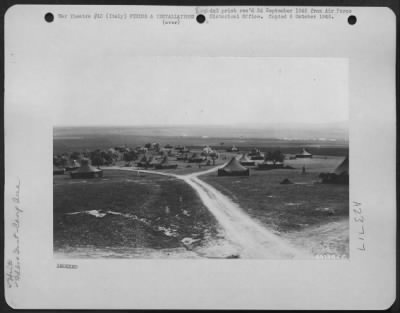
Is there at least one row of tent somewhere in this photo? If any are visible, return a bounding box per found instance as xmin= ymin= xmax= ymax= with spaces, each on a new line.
xmin=218 ymin=155 xmax=349 ymax=184
xmin=137 ymin=155 xmax=178 ymax=169
xmin=238 ymin=154 xmax=284 ymax=169
xmin=53 ymin=159 xmax=103 ymax=178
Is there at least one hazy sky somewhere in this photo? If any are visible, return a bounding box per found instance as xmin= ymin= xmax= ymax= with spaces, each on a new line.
xmin=53 ymin=56 xmax=348 ymax=126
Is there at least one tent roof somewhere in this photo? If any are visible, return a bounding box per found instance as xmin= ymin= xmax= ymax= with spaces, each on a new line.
xmin=333 ymin=156 xmax=349 ymax=175
xmin=297 ymin=148 xmax=312 ymax=156
xmin=221 ymin=157 xmax=249 ymax=172
xmin=239 ymin=154 xmax=252 ymax=162
xmin=68 ymin=160 xmax=80 ymax=167
xmin=72 ymin=159 xmax=101 ymax=173
xmin=72 ymin=164 xmax=102 ymax=173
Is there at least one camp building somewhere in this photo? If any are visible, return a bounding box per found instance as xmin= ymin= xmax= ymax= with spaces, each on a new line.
xmin=218 ymin=157 xmax=250 ymax=176
xmin=320 ymin=156 xmax=349 ymax=184
xmin=238 ymin=154 xmax=255 ymax=166
xmin=65 ymin=159 xmax=80 ymax=171
xmin=70 ymin=159 xmax=103 ymax=179
xmin=295 ymin=148 xmax=313 ymax=159
xmin=333 ymin=156 xmax=349 ymax=176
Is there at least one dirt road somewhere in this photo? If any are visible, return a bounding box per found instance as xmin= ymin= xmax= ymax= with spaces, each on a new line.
xmin=106 ymin=166 xmax=310 ymax=259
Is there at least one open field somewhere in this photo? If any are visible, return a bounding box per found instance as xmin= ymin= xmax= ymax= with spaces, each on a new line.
xmin=54 ymin=170 xmax=221 ymax=257
xmin=200 ymin=155 xmax=349 ymax=256
xmin=54 ymin=127 xmax=349 ymax=258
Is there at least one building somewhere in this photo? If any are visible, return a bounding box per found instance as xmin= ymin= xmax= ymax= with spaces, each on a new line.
xmin=295 ymin=148 xmax=313 ymax=159
xmin=70 ymin=159 xmax=103 ymax=179
xmin=218 ymin=157 xmax=250 ymax=176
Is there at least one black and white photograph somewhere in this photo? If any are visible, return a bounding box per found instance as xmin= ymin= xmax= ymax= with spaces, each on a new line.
xmin=4 ymin=5 xmax=396 ymax=310
xmin=53 ymin=58 xmax=350 ymax=259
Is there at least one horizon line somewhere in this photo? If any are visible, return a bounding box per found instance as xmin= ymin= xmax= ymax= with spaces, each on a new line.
xmin=54 ymin=121 xmax=349 ymax=128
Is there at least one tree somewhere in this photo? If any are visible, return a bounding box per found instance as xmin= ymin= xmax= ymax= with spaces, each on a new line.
xmin=101 ymin=151 xmax=114 ymax=165
xmin=123 ymin=150 xmax=137 ymax=162
xmin=272 ymin=150 xmax=284 ymax=163
xmin=70 ymin=151 xmax=81 ymax=160
xmin=60 ymin=155 xmax=69 ymax=167
xmin=264 ymin=150 xmax=284 ymax=164
xmin=89 ymin=150 xmax=104 ymax=166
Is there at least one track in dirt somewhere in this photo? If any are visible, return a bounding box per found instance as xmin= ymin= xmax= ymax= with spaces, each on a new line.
xmin=106 ymin=166 xmax=310 ymax=259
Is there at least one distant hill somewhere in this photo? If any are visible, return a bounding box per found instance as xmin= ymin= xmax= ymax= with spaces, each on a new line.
xmin=54 ymin=122 xmax=348 ymax=142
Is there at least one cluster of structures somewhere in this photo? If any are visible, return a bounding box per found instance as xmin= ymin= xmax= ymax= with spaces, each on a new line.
xmin=135 ymin=144 xmax=219 ymax=169
xmin=53 ymin=143 xmax=220 ymax=177
xmin=53 ymin=158 xmax=103 ymax=178
xmin=217 ymin=148 xmax=348 ymax=185
xmin=53 ymin=144 xmax=348 ymax=184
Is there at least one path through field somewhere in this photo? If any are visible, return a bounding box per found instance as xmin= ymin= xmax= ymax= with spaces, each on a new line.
xmin=106 ymin=166 xmax=310 ymax=259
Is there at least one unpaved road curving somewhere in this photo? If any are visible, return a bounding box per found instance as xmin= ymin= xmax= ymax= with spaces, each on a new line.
xmin=106 ymin=166 xmax=310 ymax=259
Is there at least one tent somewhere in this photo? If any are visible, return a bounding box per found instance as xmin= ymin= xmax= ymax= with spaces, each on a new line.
xmin=319 ymin=156 xmax=349 ymax=184
xmin=257 ymin=161 xmax=284 ymax=170
xmin=154 ymin=156 xmax=178 ymax=169
xmin=280 ymin=178 xmax=293 ymax=185
xmin=226 ymin=145 xmax=239 ymax=152
xmin=65 ymin=159 xmax=81 ymax=171
xmin=295 ymin=148 xmax=313 ymax=159
xmin=239 ymin=154 xmax=255 ymax=166
xmin=149 ymin=156 xmax=164 ymax=167
xmin=218 ymin=157 xmax=250 ymax=176
xmin=333 ymin=156 xmax=349 ymax=175
xmin=53 ymin=165 xmax=65 ymax=175
xmin=70 ymin=159 xmax=103 ymax=179
xmin=188 ymin=153 xmax=205 ymax=163
xmin=248 ymin=148 xmax=264 ymax=160
xmin=202 ymin=146 xmax=214 ymax=155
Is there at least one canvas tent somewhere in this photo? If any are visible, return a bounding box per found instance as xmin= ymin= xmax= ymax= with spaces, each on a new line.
xmin=226 ymin=145 xmax=239 ymax=152
xmin=188 ymin=153 xmax=205 ymax=163
xmin=154 ymin=156 xmax=178 ymax=169
xmin=248 ymin=148 xmax=264 ymax=160
xmin=202 ymin=146 xmax=214 ymax=155
xmin=319 ymin=156 xmax=349 ymax=184
xmin=257 ymin=161 xmax=284 ymax=170
xmin=70 ymin=159 xmax=103 ymax=179
xmin=239 ymin=154 xmax=255 ymax=166
xmin=333 ymin=156 xmax=349 ymax=176
xmin=295 ymin=148 xmax=313 ymax=159
xmin=149 ymin=156 xmax=164 ymax=167
xmin=65 ymin=159 xmax=80 ymax=171
xmin=218 ymin=157 xmax=250 ymax=176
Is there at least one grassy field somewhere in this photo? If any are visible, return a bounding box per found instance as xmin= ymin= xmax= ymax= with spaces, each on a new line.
xmin=200 ymin=155 xmax=349 ymax=256
xmin=54 ymin=170 xmax=220 ymax=255
xmin=53 ymin=126 xmax=349 ymax=258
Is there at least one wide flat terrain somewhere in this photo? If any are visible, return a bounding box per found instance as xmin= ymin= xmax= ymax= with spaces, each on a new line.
xmin=54 ymin=170 xmax=220 ymax=257
xmin=200 ymin=155 xmax=349 ymax=257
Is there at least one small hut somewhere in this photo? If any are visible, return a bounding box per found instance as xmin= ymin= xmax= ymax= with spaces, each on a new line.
xmin=239 ymin=154 xmax=255 ymax=166
xmin=65 ymin=159 xmax=80 ymax=171
xmin=257 ymin=161 xmax=284 ymax=170
xmin=218 ymin=157 xmax=250 ymax=176
xmin=226 ymin=145 xmax=239 ymax=152
xmin=154 ymin=156 xmax=178 ymax=169
xmin=295 ymin=148 xmax=313 ymax=159
xmin=320 ymin=156 xmax=349 ymax=184
xmin=70 ymin=159 xmax=103 ymax=179
xmin=248 ymin=148 xmax=264 ymax=160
